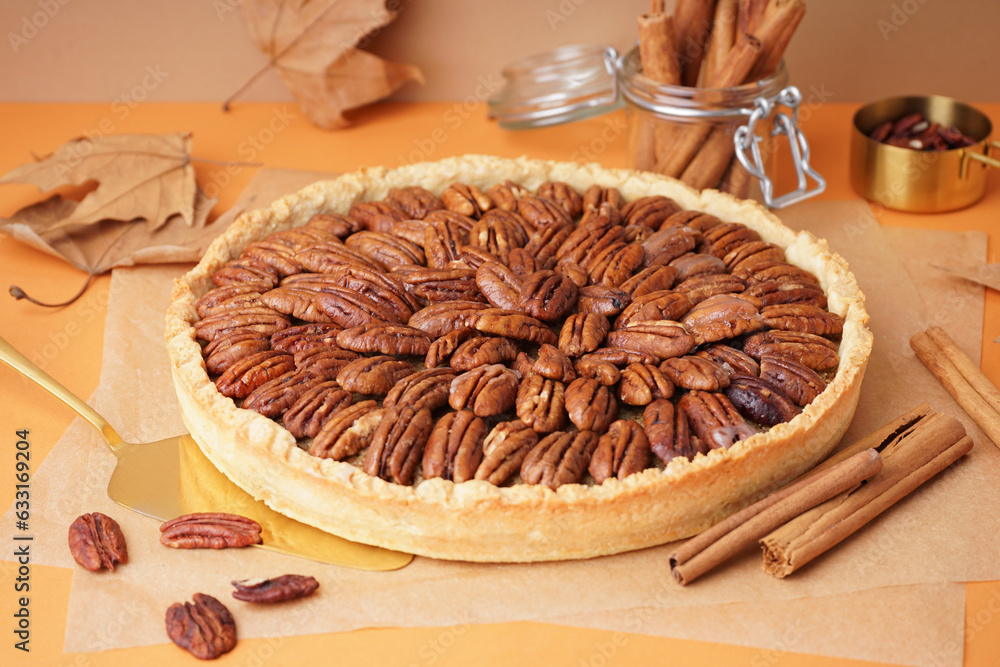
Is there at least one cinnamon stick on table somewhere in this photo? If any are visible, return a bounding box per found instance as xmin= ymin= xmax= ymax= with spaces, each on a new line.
xmin=669 ymin=448 xmax=883 ymax=585
xmin=761 ymin=411 xmax=972 ymax=578
xmin=911 ymin=326 xmax=1000 ymax=449
xmin=669 ymin=403 xmax=933 ymax=584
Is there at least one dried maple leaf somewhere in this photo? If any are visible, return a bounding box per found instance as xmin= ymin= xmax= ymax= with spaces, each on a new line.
xmin=230 ymin=0 xmax=423 ymax=129
xmin=0 ymin=133 xmax=197 ymax=231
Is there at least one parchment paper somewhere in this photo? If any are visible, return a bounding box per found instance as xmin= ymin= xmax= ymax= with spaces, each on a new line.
xmin=1 ymin=171 xmax=992 ymax=667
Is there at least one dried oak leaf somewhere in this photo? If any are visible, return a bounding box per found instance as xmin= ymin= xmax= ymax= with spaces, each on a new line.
xmin=0 ymin=133 xmax=199 ymax=231
xmin=234 ymin=0 xmax=424 ymax=129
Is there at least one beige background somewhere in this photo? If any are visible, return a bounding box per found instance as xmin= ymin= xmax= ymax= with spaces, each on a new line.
xmin=1 ymin=0 xmax=998 ymax=105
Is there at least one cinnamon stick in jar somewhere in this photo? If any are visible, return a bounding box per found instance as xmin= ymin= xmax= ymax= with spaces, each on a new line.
xmin=673 ymin=0 xmax=719 ymax=87
xmin=638 ymin=12 xmax=682 ymax=85
xmin=701 ymin=0 xmax=739 ymax=85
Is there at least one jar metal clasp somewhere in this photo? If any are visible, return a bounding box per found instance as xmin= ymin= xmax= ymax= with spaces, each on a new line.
xmin=734 ymin=86 xmax=826 ymax=208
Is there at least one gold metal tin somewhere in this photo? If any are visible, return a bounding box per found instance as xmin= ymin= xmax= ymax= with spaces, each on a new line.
xmin=850 ymin=95 xmax=1000 ymax=212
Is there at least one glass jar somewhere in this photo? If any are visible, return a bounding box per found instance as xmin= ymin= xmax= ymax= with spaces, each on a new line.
xmin=489 ymin=44 xmax=824 ymax=208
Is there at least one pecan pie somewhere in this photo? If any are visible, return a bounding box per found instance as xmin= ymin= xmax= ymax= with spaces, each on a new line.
xmin=166 ymin=155 xmax=871 ymax=562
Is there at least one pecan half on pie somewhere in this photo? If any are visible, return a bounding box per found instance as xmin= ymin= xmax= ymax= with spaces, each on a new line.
xmin=166 ymin=155 xmax=871 ymax=562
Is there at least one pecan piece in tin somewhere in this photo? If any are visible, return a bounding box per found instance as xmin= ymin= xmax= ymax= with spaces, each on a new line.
xmin=314 ymin=287 xmax=403 ymax=328
xmin=678 ymin=391 xmax=756 ymax=450
xmin=759 ymin=355 xmax=826 ymax=406
xmin=203 ymin=330 xmax=271 ymax=376
xmin=282 ymin=383 xmax=352 ymax=439
xmin=159 ymin=513 xmax=262 ymax=549
xmin=231 ymin=574 xmax=319 ymax=604
xmin=618 ymin=265 xmax=679 ymax=298
xmin=242 ymin=370 xmax=327 ymax=418
xmin=536 ymin=180 xmax=583 ymax=218
xmin=589 ymin=420 xmax=650 ymax=483
xmin=215 ymin=351 xmax=295 ymax=399
xmin=619 ymin=363 xmax=675 ymax=406
xmin=165 ymin=593 xmax=237 ymax=660
xmin=725 ymin=376 xmax=801 ymax=427
xmin=558 ymin=312 xmax=610 ymax=358
xmin=348 ymin=200 xmax=408 ymax=232
xmin=422 ymin=410 xmax=488 ymax=483
xmin=614 ymin=290 xmax=694 ymax=330
xmin=520 ymin=269 xmax=578 ymax=321
xmin=743 ymin=330 xmax=840 ymax=371
xmin=680 ymin=294 xmax=763 ymax=346
xmin=476 ymin=261 xmax=523 ymax=311
xmin=516 ymin=374 xmax=567 ymax=433
xmin=474 ymin=420 xmax=539 ymax=485
xmin=474 ymin=309 xmax=557 ymax=345
xmin=363 ymin=405 xmax=434 ymax=485
xmin=270 ymin=323 xmax=342 ymax=354
xmin=620 ymin=195 xmax=682 ymax=229
xmin=194 ymin=307 xmax=289 ymax=342
xmin=441 ymin=182 xmax=493 ymax=218
xmin=643 ymin=399 xmax=702 ymax=464
xmin=336 ymin=356 xmax=415 ymax=395
xmin=336 ymin=324 xmax=432 ymax=356
xmin=565 ymin=377 xmax=618 ymax=433
xmin=760 ymin=303 xmax=845 ymax=337
xmin=520 ymin=430 xmax=600 ymax=489
xmin=68 ymin=512 xmax=127 ymax=572
xmin=306 ymin=212 xmax=362 ymax=238
xmin=659 ymin=355 xmax=731 ymax=392
xmin=309 ymin=400 xmax=383 ymax=460
xmin=606 ymin=321 xmax=695 ymax=361
xmin=695 ymin=343 xmax=760 ymax=378
xmin=386 ymin=185 xmax=444 ymax=219
xmin=449 ymin=364 xmax=519 ymax=417
xmin=383 ymin=367 xmax=457 ymax=412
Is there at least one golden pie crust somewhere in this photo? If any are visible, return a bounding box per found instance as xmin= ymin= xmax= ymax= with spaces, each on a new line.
xmin=165 ymin=155 xmax=872 ymax=562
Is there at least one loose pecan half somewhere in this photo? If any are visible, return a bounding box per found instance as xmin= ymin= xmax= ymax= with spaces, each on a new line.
xmin=336 ymin=356 xmax=415 ymax=395
xmin=282 ymin=383 xmax=352 ymax=439
xmin=605 ymin=321 xmax=695 ymax=360
xmin=309 ymin=401 xmax=383 ymax=459
xmin=422 ymin=411 xmax=487 ymax=483
xmin=475 ymin=420 xmax=540 ymax=485
xmin=231 ymin=575 xmax=319 ymax=604
xmin=660 ymin=355 xmax=731 ymax=392
xmin=383 ymin=367 xmax=457 ymax=412
xmin=404 ymin=267 xmax=486 ymax=303
xmin=759 ymin=355 xmax=826 ymax=406
xmin=363 ymin=405 xmax=434 ymax=485
xmin=68 ymin=512 xmax=127 ymax=572
xmin=160 ymin=513 xmax=262 ymax=549
xmin=474 ymin=309 xmax=557 ymax=345
xmin=619 ymin=363 xmax=675 ymax=406
xmin=725 ymin=376 xmax=801 ymax=427
xmin=565 ymin=377 xmax=618 ymax=433
xmin=678 ymin=391 xmax=756 ymax=450
xmin=743 ymin=330 xmax=840 ymax=371
xmin=589 ymin=420 xmax=650 ymax=483
xmin=520 ymin=430 xmax=600 ymax=489
xmin=574 ymin=356 xmax=622 ymax=386
xmin=335 ymin=324 xmax=432 ymax=356
xmin=450 ymin=364 xmax=519 ymax=417
xmin=558 ymin=312 xmax=610 ymax=357
xmin=165 ymin=594 xmax=237 ymax=660
xmin=516 ymin=374 xmax=567 ymax=433
xmin=424 ymin=328 xmax=477 ymax=368
xmin=215 ymin=351 xmax=295 ymax=399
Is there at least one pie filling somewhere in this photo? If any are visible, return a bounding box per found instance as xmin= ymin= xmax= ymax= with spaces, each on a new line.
xmin=190 ymin=178 xmax=847 ymax=491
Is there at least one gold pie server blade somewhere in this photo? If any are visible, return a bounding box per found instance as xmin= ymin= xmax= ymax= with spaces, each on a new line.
xmin=0 ymin=335 xmax=412 ymax=571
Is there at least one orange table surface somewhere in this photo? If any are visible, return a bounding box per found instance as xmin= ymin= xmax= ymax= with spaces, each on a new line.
xmin=0 ymin=101 xmax=998 ymax=666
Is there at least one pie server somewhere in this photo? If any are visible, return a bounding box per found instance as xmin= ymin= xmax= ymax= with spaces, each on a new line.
xmin=0 ymin=334 xmax=412 ymax=571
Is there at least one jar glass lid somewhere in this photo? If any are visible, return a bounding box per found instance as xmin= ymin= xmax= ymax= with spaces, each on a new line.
xmin=487 ymin=44 xmax=621 ymax=130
